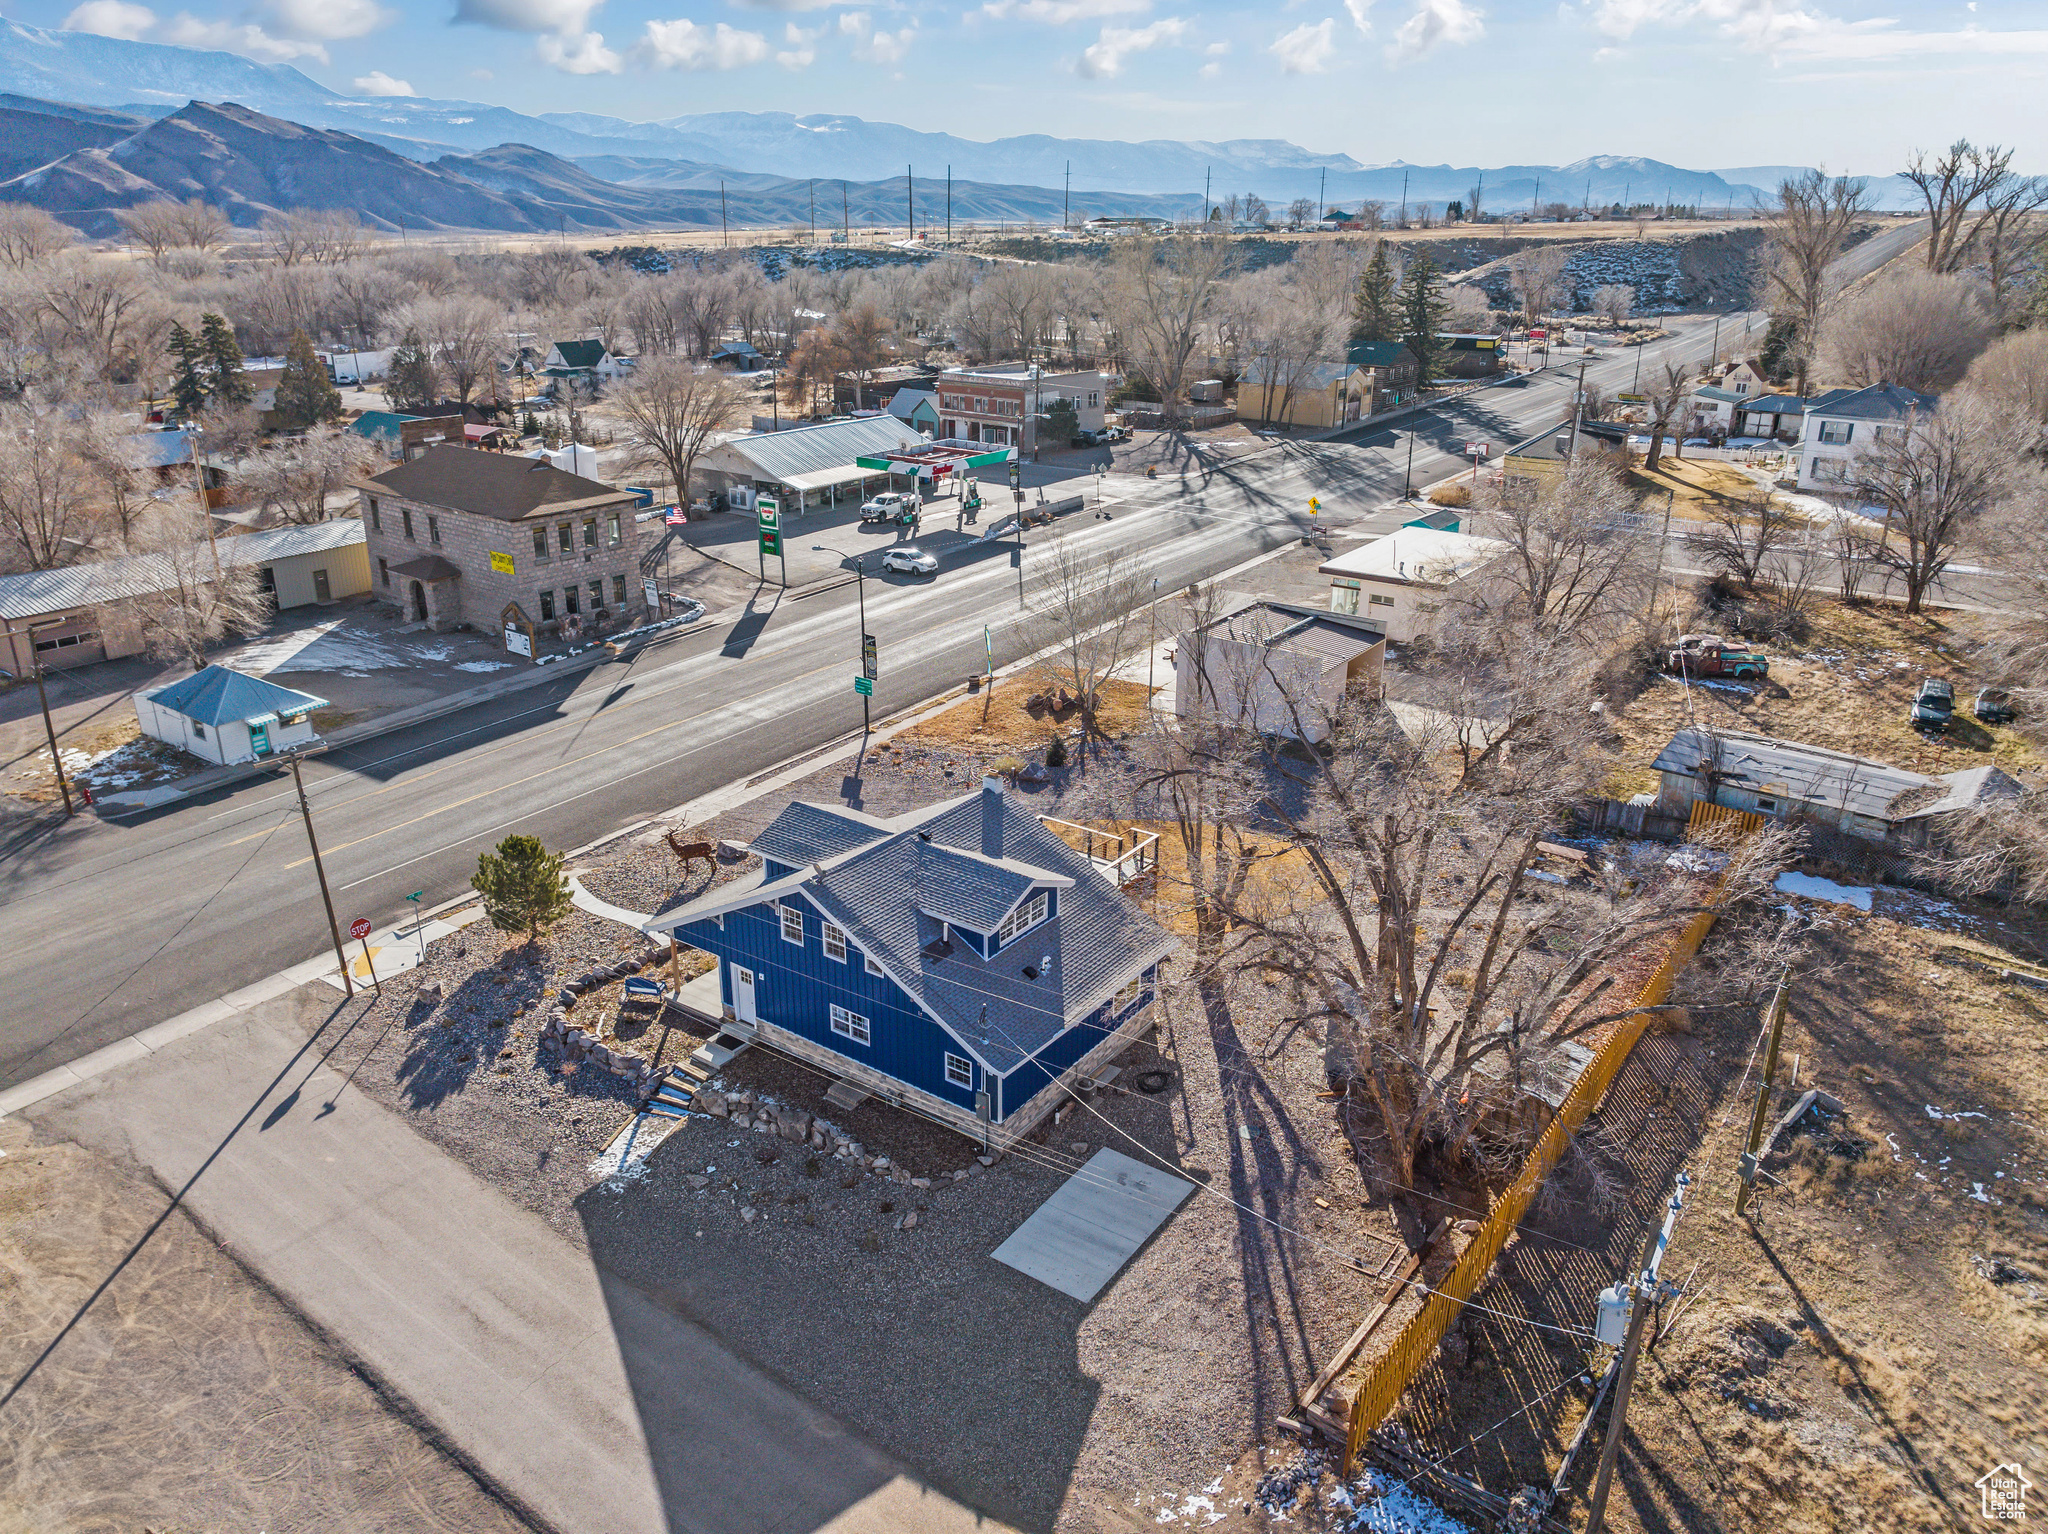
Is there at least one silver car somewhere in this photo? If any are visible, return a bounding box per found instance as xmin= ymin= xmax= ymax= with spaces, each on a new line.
xmin=881 ymin=547 xmax=939 ymax=576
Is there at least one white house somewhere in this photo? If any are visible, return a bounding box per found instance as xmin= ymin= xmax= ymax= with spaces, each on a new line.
xmin=1797 ymin=383 xmax=1936 ymax=492
xmin=542 ymin=339 xmax=630 ymax=390
xmin=1316 ymin=527 xmax=1510 ymax=643
xmin=1174 ymin=600 xmax=1385 ymax=744
xmin=135 ymin=665 xmax=327 ymax=767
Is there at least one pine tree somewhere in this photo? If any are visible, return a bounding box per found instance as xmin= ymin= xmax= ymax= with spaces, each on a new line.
xmin=386 ymin=328 xmax=438 ymax=414
xmin=1400 ymin=252 xmax=1451 ymax=385
xmin=274 ymin=329 xmax=341 ymax=430
xmin=471 ymin=834 xmax=573 ymax=952
xmin=167 ymin=321 xmax=208 ymax=421
xmin=198 ymin=312 xmax=251 ymax=407
xmin=522 ymin=410 xmax=542 ymax=437
xmin=1349 ymin=242 xmax=1400 ymax=347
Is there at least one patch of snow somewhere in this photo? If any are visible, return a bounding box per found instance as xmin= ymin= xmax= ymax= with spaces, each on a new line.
xmin=454 ymin=660 xmax=514 ymax=672
xmin=1666 ymin=846 xmax=1730 ymax=874
xmin=1775 ymin=871 xmax=1873 ymax=910
xmin=1924 ymin=1105 xmax=1990 ymax=1122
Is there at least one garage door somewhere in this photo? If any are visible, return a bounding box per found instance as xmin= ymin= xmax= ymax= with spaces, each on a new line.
xmin=33 ymin=624 xmax=104 ymax=670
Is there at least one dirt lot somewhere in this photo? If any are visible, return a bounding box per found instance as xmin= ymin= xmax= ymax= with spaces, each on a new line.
xmin=0 ymin=1118 xmax=530 ymax=1534
xmin=1630 ymin=455 xmax=1773 ymax=524
xmin=1603 ymin=599 xmax=2045 ymax=799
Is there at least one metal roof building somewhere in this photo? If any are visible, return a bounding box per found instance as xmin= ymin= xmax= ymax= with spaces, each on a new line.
xmin=694 ymin=415 xmax=928 ymax=509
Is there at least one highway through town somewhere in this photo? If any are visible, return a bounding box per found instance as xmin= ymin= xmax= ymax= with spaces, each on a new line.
xmin=0 ymin=221 xmax=1946 ymax=1086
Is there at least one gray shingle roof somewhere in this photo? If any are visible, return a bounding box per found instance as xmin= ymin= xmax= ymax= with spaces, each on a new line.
xmin=1651 ymin=727 xmax=2017 ymax=822
xmin=0 ymin=519 xmax=366 ymax=620
xmin=748 ymin=801 xmax=896 ymax=868
xmin=710 ymin=415 xmax=925 ymax=485
xmin=647 ymin=787 xmax=1176 ymax=1075
xmin=1806 ymin=383 xmax=1936 ymax=422
xmin=367 ymin=446 xmax=633 ymax=523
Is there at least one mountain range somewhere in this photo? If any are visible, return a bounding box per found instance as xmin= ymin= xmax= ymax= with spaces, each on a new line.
xmin=0 ymin=19 xmax=1928 ymax=215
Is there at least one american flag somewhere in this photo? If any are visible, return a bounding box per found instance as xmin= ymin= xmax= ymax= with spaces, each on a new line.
xmin=664 ymin=505 xmax=687 ymax=526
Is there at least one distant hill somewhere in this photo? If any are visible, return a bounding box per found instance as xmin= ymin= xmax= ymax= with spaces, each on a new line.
xmin=0 ymin=96 xmax=146 ymax=184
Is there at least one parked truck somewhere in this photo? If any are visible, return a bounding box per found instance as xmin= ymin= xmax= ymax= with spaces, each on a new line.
xmin=1666 ymin=634 xmax=1769 ymax=681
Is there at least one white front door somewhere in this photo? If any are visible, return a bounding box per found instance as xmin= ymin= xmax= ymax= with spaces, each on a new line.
xmin=731 ymin=964 xmax=759 ymax=1024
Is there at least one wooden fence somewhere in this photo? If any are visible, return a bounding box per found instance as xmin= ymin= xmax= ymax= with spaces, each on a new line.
xmin=1341 ymin=891 xmax=1726 ymax=1471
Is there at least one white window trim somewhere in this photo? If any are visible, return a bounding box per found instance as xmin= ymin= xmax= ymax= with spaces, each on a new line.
xmin=830 ymin=1004 xmax=871 ymax=1046
xmin=779 ymin=903 xmax=803 ymax=945
xmin=944 ymin=1052 xmax=973 ymax=1088
xmin=822 ymin=922 xmax=848 ymax=963
xmin=995 ymin=889 xmax=1050 ymax=951
xmin=864 ymin=952 xmax=884 ymax=977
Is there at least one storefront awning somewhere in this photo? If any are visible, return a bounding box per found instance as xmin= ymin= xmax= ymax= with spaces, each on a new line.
xmin=783 ymin=462 xmax=889 ymax=495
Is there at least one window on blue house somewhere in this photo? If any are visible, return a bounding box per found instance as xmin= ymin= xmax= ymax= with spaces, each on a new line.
xmin=996 ymin=890 xmax=1050 ymax=950
xmin=779 ymin=904 xmax=803 ymax=944
xmin=822 ymin=922 xmax=847 ymax=962
xmin=864 ymin=952 xmax=884 ymax=977
xmin=830 ymin=1004 xmax=871 ymax=1045
xmin=944 ymin=1052 xmax=972 ymax=1088
xmin=1112 ymin=975 xmax=1145 ymax=1012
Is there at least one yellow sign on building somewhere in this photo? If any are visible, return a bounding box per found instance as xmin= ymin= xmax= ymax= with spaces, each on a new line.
xmin=489 ymin=550 xmax=515 ymax=574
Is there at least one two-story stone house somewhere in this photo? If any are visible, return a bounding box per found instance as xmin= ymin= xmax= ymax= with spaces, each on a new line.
xmin=360 ymin=446 xmax=643 ymax=637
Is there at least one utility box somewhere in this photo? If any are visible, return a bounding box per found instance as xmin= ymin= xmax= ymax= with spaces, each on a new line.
xmin=1595 ymin=1283 xmax=1632 ymax=1347
xmin=1188 ymin=379 xmax=1224 ymax=403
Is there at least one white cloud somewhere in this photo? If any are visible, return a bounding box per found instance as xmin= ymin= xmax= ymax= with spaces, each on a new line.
xmin=160 ymin=12 xmax=329 ymax=60
xmin=1384 ymin=0 xmax=1482 ymax=59
xmin=1590 ymin=0 xmax=2048 ymax=58
xmin=1076 ymin=14 xmax=1185 ymax=74
xmin=776 ymin=22 xmax=820 ymax=65
xmin=983 ymin=0 xmax=1149 ymax=23
xmin=263 ymin=0 xmax=390 ymax=40
xmin=730 ymin=0 xmax=848 ymax=11
xmin=62 ymin=0 xmax=156 ymax=40
xmin=453 ymin=0 xmax=600 ymax=31
xmin=637 ymin=16 xmax=772 ymax=68
xmin=1268 ymin=16 xmax=1336 ymax=69
xmin=1198 ymin=58 xmax=1222 ymax=74
xmin=537 ymin=28 xmax=622 ymax=69
xmin=838 ymin=11 xmax=917 ymax=61
xmin=469 ymin=66 xmax=495 ymax=77
xmin=352 ymin=69 xmax=416 ymax=93
xmin=1343 ymin=0 xmax=1372 ymax=31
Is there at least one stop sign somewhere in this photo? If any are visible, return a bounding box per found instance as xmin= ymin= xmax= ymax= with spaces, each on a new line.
xmin=349 ymin=917 xmax=373 ymax=940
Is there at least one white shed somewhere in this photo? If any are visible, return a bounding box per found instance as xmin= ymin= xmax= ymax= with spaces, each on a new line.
xmin=135 ymin=665 xmax=328 ymax=767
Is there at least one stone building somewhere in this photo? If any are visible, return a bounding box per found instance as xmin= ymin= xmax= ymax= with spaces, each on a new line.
xmin=360 ymin=446 xmax=643 ymax=637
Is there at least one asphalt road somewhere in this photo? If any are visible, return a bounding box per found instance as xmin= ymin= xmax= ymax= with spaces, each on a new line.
xmin=0 ymin=230 xmax=1941 ymax=1085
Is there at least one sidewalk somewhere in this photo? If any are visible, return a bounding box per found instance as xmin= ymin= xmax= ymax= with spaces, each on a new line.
xmin=20 ymin=987 xmax=1015 ymax=1534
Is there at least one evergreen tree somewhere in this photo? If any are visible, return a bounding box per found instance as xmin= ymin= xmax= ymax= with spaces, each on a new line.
xmin=167 ymin=321 xmax=207 ymax=421
xmin=1758 ymin=314 xmax=1799 ymax=386
xmin=198 ymin=312 xmax=251 ymax=407
xmin=471 ymin=834 xmax=573 ymax=952
xmin=1400 ymin=252 xmax=1451 ymax=385
xmin=274 ymin=329 xmax=341 ymax=430
xmin=386 ymin=328 xmax=438 ymax=414
xmin=1349 ymin=241 xmax=1400 ymax=347
xmin=522 ymin=410 xmax=542 ymax=437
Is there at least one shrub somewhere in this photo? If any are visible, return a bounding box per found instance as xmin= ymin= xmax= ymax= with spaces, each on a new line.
xmin=472 ymin=834 xmax=573 ymax=950
xmin=1428 ymin=482 xmax=1472 ymax=507
xmin=1045 ymin=734 xmax=1068 ymax=769
xmin=986 ymin=753 xmax=1027 ymax=782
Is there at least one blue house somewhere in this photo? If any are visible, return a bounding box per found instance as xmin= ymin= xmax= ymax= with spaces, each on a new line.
xmin=642 ymin=780 xmax=1176 ymax=1146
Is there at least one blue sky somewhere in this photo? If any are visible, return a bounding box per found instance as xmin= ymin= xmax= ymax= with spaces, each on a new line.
xmin=41 ymin=0 xmax=2048 ymax=168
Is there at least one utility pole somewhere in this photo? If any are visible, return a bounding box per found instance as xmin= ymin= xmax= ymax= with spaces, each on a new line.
xmin=842 ymin=181 xmax=850 ymax=242
xmin=1203 ymin=166 xmax=1211 ymax=223
xmin=1568 ymin=356 xmax=1590 ymax=459
xmin=810 ymin=544 xmax=872 ymax=735
xmin=1531 ymin=176 xmax=1541 ymax=219
xmin=720 ymin=181 xmax=728 ymax=248
xmin=946 ymin=165 xmax=952 ymax=242
xmin=1402 ymin=427 xmax=1417 ymax=498
xmin=1585 ymin=1170 xmax=1692 ymax=1534
xmin=188 ymin=427 xmax=220 ymax=574
xmin=1645 ymin=488 xmax=1674 ymax=622
xmin=1399 ymin=169 xmax=1409 ymax=227
xmin=1318 ymin=165 xmax=1326 ymax=221
xmin=810 ymin=179 xmax=816 ymax=243
xmin=1736 ymin=969 xmax=1792 ymax=1215
xmin=1064 ymin=160 xmax=1070 ymax=230
xmin=288 ymin=751 xmax=352 ymax=999
xmin=906 ymin=164 xmax=913 ymax=241
xmin=26 ymin=621 xmax=73 ymax=817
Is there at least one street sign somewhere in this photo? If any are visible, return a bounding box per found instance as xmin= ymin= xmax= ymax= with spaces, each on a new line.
xmin=349 ymin=917 xmax=372 ymax=940
xmin=853 ymin=676 xmax=873 ymax=697
xmin=758 ymin=498 xmax=781 ymax=557
xmin=1308 ymin=496 xmax=1322 ymax=515
xmin=861 ymin=632 xmax=878 ymax=681
xmin=1464 ymin=441 xmax=1491 ymax=457
xmin=643 ymin=578 xmax=659 ymax=611
xmin=1007 ymin=459 xmax=1021 ymax=488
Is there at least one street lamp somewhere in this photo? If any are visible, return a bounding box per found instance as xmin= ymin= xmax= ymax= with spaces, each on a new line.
xmin=811 ymin=544 xmax=872 ymax=735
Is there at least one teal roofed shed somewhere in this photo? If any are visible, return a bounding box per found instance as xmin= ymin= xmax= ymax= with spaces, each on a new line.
xmin=137 ymin=665 xmax=328 ymax=767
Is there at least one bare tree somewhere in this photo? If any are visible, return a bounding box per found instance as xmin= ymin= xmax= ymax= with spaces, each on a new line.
xmin=1901 ymin=140 xmax=2018 ymax=274
xmin=1852 ymin=393 xmax=2012 ymax=613
xmin=77 ymin=417 xmax=156 ymax=547
xmin=1968 ymin=178 xmax=2048 ymax=311
xmin=1685 ymin=487 xmax=1803 ymax=591
xmin=832 ymin=302 xmax=895 ymax=408
xmin=611 ymin=356 xmax=747 ymax=504
xmin=0 ymin=408 xmax=99 ymax=569
xmin=1757 ymin=169 xmax=1871 ymax=395
xmin=390 ymin=295 xmax=505 ymax=408
xmin=1108 ymin=234 xmax=1238 ymax=424
xmin=1507 ymin=245 xmax=1569 ymax=327
xmin=1287 ymin=197 xmax=1317 ymax=229
xmin=238 ymin=426 xmax=382 ymax=525
xmin=33 ymin=256 xmax=165 ymax=389
xmin=1643 ymin=358 xmax=1690 ymax=471
xmin=172 ymin=198 xmax=233 ymax=255
xmin=1963 ymin=327 xmax=2048 ymax=430
xmin=1464 ymin=450 xmax=1655 ymax=650
xmin=1964 ymin=466 xmax=2048 ymax=737
xmin=114 ymin=200 xmax=189 ymax=265
xmin=1025 ymin=530 xmax=1154 ymax=738
xmin=262 ymin=208 xmax=376 ymax=267
xmin=1591 ymin=283 xmax=1635 ymax=326
xmin=0 ymin=207 xmax=73 ymax=268
xmin=130 ymin=504 xmax=271 ymax=670
xmin=780 ymin=325 xmax=844 ymax=417
xmin=1815 ymin=266 xmax=1997 ymax=393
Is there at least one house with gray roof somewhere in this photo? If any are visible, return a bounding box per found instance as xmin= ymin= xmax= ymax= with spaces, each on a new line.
xmin=692 ymin=414 xmax=928 ymax=513
xmin=1651 ymin=726 xmax=2020 ymax=844
xmin=1797 ymin=382 xmax=1937 ymax=492
xmin=643 ymin=780 xmax=1177 ymax=1146
xmin=1174 ymin=599 xmax=1385 ymax=744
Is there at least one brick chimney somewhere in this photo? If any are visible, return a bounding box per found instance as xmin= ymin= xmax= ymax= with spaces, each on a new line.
xmin=981 ymin=776 xmax=1004 ymax=859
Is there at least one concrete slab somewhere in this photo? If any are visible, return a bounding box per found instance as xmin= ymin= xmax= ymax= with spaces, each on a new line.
xmin=990 ymin=1146 xmax=1196 ymax=1303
